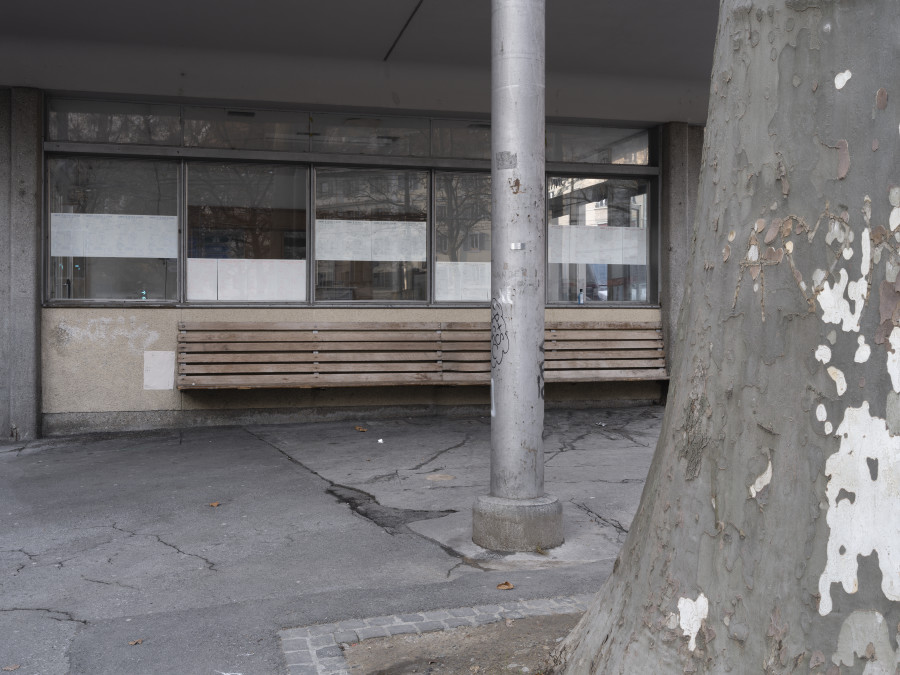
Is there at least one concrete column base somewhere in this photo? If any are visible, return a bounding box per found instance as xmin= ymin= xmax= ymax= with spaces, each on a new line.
xmin=472 ymin=495 xmax=564 ymax=552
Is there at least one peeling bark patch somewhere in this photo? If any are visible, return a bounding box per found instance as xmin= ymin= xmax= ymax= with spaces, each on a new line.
xmin=836 ymin=140 xmax=850 ymax=180
xmin=749 ymin=456 xmax=773 ymax=498
xmin=855 ymin=336 xmax=872 ymax=363
xmin=815 ymin=345 xmax=832 ymax=364
xmin=835 ymin=70 xmax=852 ymax=90
xmin=677 ymin=593 xmax=708 ymax=652
xmin=817 ymin=268 xmax=865 ymax=332
xmin=827 ymin=366 xmax=848 ymax=395
xmin=833 ymin=611 xmax=898 ymax=670
xmin=886 ymin=328 xmax=900 ymax=392
xmin=876 ymin=88 xmax=888 ymax=110
xmin=819 ymin=403 xmax=900 ymax=615
xmin=679 ymin=392 xmax=711 ymax=480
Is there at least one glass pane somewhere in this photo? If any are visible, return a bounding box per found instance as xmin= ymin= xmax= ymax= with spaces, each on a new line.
xmin=47 ymin=99 xmax=181 ymax=145
xmin=310 ymin=114 xmax=429 ymax=157
xmin=187 ymin=163 xmax=308 ymax=302
xmin=184 ymin=107 xmax=310 ymax=151
xmin=547 ymin=177 xmax=650 ymax=303
xmin=48 ymin=158 xmax=178 ymax=301
xmin=432 ymin=119 xmax=491 ymax=160
xmin=546 ymin=125 xmax=649 ymax=165
xmin=434 ymin=172 xmax=492 ymax=302
xmin=315 ymin=168 xmax=427 ymax=301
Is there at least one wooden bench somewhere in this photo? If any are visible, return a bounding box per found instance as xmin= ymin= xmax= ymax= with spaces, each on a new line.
xmin=176 ymin=321 xmax=667 ymax=389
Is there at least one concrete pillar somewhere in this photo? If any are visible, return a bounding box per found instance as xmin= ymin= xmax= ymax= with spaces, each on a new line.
xmin=0 ymin=88 xmax=43 ymax=441
xmin=659 ymin=122 xmax=704 ymax=371
xmin=472 ymin=0 xmax=563 ymax=552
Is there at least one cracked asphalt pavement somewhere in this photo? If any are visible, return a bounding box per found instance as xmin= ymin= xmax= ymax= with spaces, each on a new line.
xmin=0 ymin=407 xmax=661 ymax=674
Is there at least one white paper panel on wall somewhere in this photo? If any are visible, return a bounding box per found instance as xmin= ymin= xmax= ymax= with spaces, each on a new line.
xmin=51 ymin=213 xmax=178 ymax=258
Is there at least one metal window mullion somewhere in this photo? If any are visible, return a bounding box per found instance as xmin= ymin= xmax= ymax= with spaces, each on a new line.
xmin=309 ymin=166 xmax=317 ymax=305
xmin=178 ymin=160 xmax=186 ymax=303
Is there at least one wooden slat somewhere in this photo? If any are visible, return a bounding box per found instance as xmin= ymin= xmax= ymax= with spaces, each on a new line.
xmin=545 ymin=320 xmax=661 ymax=330
xmin=545 ymin=340 xmax=663 ymax=350
xmin=178 ymin=372 xmax=443 ymax=388
xmin=544 ymin=358 xmax=667 ymax=370
xmin=178 ymin=340 xmax=441 ymax=352
xmin=440 ymin=362 xmax=492 ymax=372
xmin=546 ymin=368 xmax=669 ymax=382
xmin=544 ymin=349 xmax=663 ymax=360
xmin=179 ymin=351 xmax=442 ymax=363
xmin=179 ymin=321 xmax=442 ymax=331
xmin=180 ymin=362 xmax=441 ymax=375
xmin=543 ymin=329 xmax=662 ymax=340
xmin=178 ymin=330 xmax=440 ymax=343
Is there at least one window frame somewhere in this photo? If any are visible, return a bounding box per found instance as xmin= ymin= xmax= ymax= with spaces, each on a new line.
xmin=43 ymin=99 xmax=661 ymax=309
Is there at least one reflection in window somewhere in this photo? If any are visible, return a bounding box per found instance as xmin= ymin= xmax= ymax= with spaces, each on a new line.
xmin=48 ymin=158 xmax=178 ymax=301
xmin=547 ymin=177 xmax=649 ymax=303
xmin=434 ymin=173 xmax=492 ymax=302
xmin=315 ymin=168 xmax=428 ymax=301
xmin=47 ymin=99 xmax=182 ymax=145
xmin=432 ymin=120 xmax=491 ymax=160
xmin=184 ymin=107 xmax=310 ymax=152
xmin=546 ymin=125 xmax=649 ymax=165
xmin=187 ymin=163 xmax=307 ymax=302
xmin=311 ymin=114 xmax=429 ymax=157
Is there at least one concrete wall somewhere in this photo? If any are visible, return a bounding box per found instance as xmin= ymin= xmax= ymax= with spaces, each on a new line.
xmin=660 ymin=122 xmax=705 ymax=370
xmin=41 ymin=306 xmax=665 ymax=435
xmin=0 ymin=88 xmax=42 ymax=442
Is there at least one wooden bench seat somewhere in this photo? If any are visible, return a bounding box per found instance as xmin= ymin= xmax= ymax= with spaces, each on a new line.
xmin=176 ymin=320 xmax=667 ymax=389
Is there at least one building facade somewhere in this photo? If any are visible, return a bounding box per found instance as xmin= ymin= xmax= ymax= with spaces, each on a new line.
xmin=0 ymin=1 xmax=713 ymax=439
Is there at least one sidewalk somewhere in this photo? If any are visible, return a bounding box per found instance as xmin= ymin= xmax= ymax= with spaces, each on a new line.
xmin=0 ymin=406 xmax=661 ymax=674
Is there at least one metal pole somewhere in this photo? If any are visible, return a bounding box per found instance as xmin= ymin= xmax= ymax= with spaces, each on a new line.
xmin=472 ymin=0 xmax=563 ymax=551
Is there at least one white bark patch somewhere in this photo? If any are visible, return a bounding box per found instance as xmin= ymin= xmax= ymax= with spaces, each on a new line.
xmin=833 ymin=611 xmax=899 ymax=672
xmin=817 ymin=404 xmax=828 ymax=422
xmin=824 ymin=421 xmax=834 ymax=435
xmin=860 ymin=227 xmax=872 ymax=275
xmin=819 ymin=403 xmax=900 ymax=615
xmin=834 ymin=70 xmax=852 ymax=89
xmin=748 ymin=244 xmax=760 ymax=262
xmin=887 ymin=327 xmax=900 ymax=393
xmin=817 ymin=268 xmax=864 ymax=332
xmin=855 ymin=336 xmax=872 ymax=363
xmin=749 ymin=457 xmax=773 ymax=498
xmin=815 ymin=345 xmax=832 ymax=364
xmin=827 ymin=366 xmax=848 ymax=396
xmin=890 ymin=208 xmax=900 ymax=232
xmin=677 ymin=593 xmax=708 ymax=651
xmin=890 ymin=187 xmax=900 ymax=208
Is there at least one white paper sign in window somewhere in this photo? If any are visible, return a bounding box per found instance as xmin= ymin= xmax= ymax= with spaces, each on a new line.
xmin=548 ymin=225 xmax=646 ymax=266
xmin=316 ymin=219 xmax=426 ymax=261
xmin=187 ymin=258 xmax=307 ymax=302
xmin=435 ymin=261 xmax=491 ymax=301
xmin=51 ymin=213 xmax=178 ymax=258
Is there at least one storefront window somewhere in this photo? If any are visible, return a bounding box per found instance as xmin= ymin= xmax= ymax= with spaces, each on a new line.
xmin=187 ymin=163 xmax=308 ymax=302
xmin=546 ymin=125 xmax=649 ymax=165
xmin=48 ymin=158 xmax=178 ymax=301
xmin=47 ymin=99 xmax=182 ymax=146
xmin=434 ymin=172 xmax=491 ymax=302
xmin=184 ymin=107 xmax=310 ymax=152
xmin=314 ymin=168 xmax=428 ymax=301
xmin=547 ymin=177 xmax=650 ymax=303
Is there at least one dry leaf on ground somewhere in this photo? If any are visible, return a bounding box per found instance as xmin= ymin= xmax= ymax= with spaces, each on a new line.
xmin=355 ymin=426 xmax=368 ymax=432
xmin=128 ymin=639 xmax=143 ymax=646
xmin=496 ymin=581 xmax=515 ymax=590
xmin=3 ymin=666 xmax=21 ymax=672
xmin=209 ymin=502 xmax=221 ymax=507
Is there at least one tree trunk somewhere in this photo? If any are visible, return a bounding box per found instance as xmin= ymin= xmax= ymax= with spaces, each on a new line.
xmin=554 ymin=1 xmax=900 ymax=672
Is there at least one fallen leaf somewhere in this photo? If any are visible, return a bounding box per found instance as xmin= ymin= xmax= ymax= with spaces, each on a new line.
xmin=535 ymin=546 xmax=548 ymax=556
xmin=128 ymin=639 xmax=143 ymax=646
xmin=425 ymin=474 xmax=456 ymax=481
xmin=497 ymin=581 xmax=515 ymax=590
xmin=355 ymin=426 xmax=367 ymax=432
xmin=505 ymin=618 xmax=514 ymax=627
xmin=209 ymin=502 xmax=221 ymax=508
xmin=3 ymin=666 xmax=21 ymax=672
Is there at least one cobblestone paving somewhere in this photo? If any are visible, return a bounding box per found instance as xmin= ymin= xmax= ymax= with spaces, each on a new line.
xmin=279 ymin=594 xmax=592 ymax=675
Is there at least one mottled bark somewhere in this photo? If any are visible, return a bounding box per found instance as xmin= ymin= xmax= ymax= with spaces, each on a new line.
xmin=555 ymin=1 xmax=900 ymax=673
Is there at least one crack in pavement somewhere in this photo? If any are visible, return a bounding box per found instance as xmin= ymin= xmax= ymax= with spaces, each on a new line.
xmin=571 ymin=501 xmax=629 ymax=536
xmin=243 ymin=428 xmax=487 ymax=573
xmin=409 ymin=434 xmax=471 ymax=471
xmin=108 ymin=522 xmax=218 ymax=572
xmin=0 ymin=607 xmax=88 ymax=625
xmin=82 ymin=576 xmax=139 ymax=590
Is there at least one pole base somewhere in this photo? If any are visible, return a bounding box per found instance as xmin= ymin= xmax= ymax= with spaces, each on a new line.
xmin=472 ymin=495 xmax=564 ymax=552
